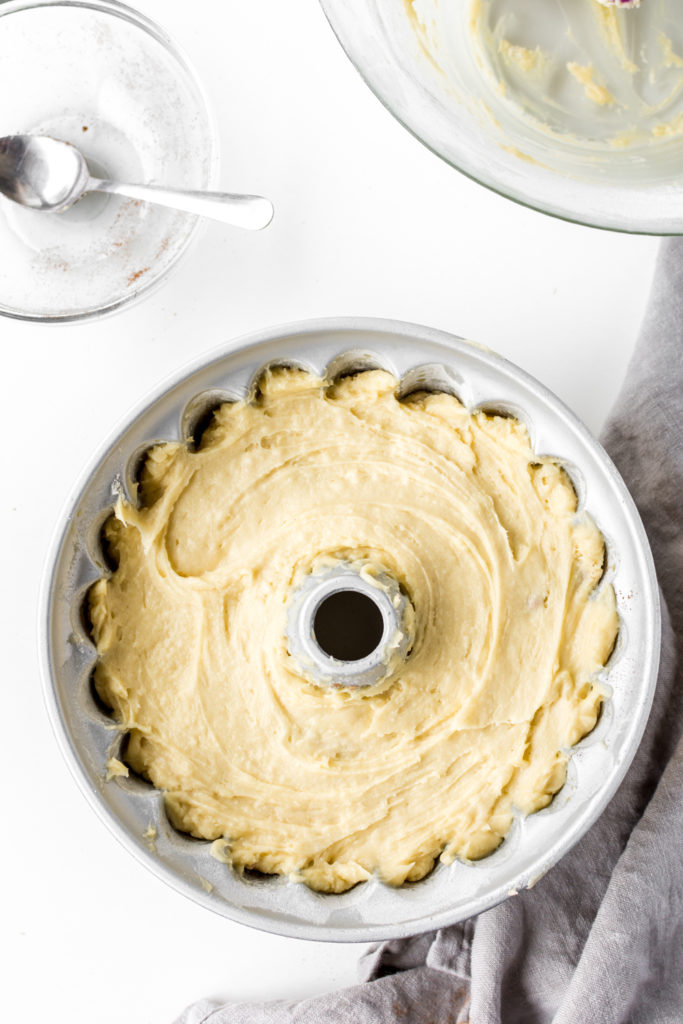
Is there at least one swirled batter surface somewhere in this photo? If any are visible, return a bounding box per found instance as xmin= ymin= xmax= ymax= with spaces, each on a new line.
xmin=89 ymin=368 xmax=618 ymax=893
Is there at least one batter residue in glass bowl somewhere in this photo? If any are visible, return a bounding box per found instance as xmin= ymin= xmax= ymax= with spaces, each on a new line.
xmin=88 ymin=367 xmax=618 ymax=893
xmin=407 ymin=0 xmax=683 ymax=149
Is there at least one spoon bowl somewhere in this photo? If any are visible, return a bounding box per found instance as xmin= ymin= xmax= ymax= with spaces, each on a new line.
xmin=0 ymin=134 xmax=88 ymax=211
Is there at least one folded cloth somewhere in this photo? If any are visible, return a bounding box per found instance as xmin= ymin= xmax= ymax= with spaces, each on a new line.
xmin=175 ymin=239 xmax=683 ymax=1024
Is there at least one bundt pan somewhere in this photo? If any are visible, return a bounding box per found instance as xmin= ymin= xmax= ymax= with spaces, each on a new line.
xmin=40 ymin=318 xmax=660 ymax=941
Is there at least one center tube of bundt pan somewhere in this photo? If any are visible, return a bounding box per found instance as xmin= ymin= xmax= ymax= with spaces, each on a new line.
xmin=286 ymin=564 xmax=414 ymax=689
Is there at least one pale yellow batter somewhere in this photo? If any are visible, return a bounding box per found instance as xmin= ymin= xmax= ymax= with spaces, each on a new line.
xmin=89 ymin=368 xmax=618 ymax=893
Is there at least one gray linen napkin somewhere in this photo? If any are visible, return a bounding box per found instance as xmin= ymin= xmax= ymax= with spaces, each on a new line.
xmin=175 ymin=238 xmax=683 ymax=1024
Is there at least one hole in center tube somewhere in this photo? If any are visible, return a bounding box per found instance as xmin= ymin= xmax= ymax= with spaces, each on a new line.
xmin=313 ymin=590 xmax=384 ymax=662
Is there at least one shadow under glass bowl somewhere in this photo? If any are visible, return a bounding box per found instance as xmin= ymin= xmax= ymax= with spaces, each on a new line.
xmin=40 ymin=317 xmax=660 ymax=941
xmin=320 ymin=0 xmax=683 ymax=234
xmin=0 ymin=0 xmax=218 ymax=322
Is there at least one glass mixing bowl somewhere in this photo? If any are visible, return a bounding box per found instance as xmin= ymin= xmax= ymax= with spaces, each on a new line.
xmin=0 ymin=0 xmax=218 ymax=321
xmin=320 ymin=0 xmax=683 ymax=233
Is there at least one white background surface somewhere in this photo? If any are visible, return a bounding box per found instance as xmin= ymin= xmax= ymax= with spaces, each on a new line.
xmin=1 ymin=0 xmax=662 ymax=1021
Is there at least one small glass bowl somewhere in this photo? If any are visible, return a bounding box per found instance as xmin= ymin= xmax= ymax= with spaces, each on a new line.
xmin=0 ymin=0 xmax=218 ymax=321
xmin=320 ymin=0 xmax=683 ymax=234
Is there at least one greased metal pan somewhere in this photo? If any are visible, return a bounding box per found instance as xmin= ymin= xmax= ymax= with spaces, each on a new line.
xmin=40 ymin=318 xmax=660 ymax=941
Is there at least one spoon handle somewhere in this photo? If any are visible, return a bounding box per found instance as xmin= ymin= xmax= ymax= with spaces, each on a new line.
xmin=88 ymin=178 xmax=274 ymax=230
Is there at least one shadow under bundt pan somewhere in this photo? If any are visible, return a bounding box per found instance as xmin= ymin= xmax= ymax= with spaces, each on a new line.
xmin=40 ymin=318 xmax=660 ymax=941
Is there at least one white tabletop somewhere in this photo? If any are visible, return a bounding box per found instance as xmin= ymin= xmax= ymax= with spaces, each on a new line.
xmin=1 ymin=0 xmax=660 ymax=1021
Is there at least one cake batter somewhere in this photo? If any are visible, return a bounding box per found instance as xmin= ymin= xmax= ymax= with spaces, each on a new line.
xmin=89 ymin=368 xmax=618 ymax=892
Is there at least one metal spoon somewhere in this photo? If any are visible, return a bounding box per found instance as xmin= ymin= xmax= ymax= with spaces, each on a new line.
xmin=0 ymin=135 xmax=274 ymax=230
